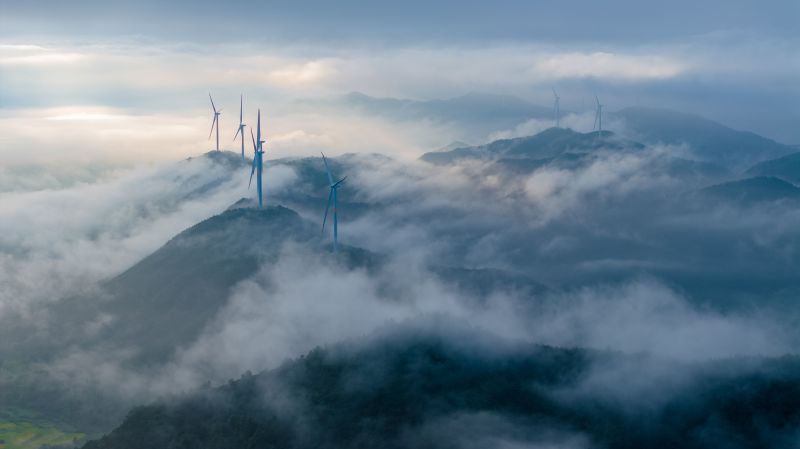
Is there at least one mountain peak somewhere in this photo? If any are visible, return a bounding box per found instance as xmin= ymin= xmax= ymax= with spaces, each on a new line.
xmin=189 ymin=150 xmax=249 ymax=168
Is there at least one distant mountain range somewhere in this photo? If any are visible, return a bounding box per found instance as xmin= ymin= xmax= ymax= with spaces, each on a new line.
xmin=296 ymin=91 xmax=555 ymax=124
xmin=420 ymin=127 xmax=733 ymax=185
xmin=297 ymin=93 xmax=794 ymax=171
xmin=611 ymin=107 xmax=794 ymax=170
xmin=292 ymin=91 xmax=555 ymax=139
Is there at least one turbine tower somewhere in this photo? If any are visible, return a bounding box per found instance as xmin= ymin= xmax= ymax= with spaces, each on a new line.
xmin=208 ymin=94 xmax=222 ymax=151
xmin=233 ymin=94 xmax=247 ymax=160
xmin=593 ymin=95 xmax=603 ymax=132
xmin=553 ymin=89 xmax=561 ymax=128
xmin=321 ymin=153 xmax=346 ymax=254
xmin=248 ymin=109 xmax=265 ymax=208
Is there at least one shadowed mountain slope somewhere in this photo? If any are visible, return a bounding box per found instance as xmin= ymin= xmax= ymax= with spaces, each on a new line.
xmin=698 ymin=176 xmax=800 ymax=206
xmin=615 ymin=107 xmax=793 ymax=169
xmin=745 ymin=152 xmax=800 ymax=184
xmin=49 ymin=205 xmax=316 ymax=363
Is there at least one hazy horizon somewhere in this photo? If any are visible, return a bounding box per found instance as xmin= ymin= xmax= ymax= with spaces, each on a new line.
xmin=1 ymin=0 xmax=798 ymax=168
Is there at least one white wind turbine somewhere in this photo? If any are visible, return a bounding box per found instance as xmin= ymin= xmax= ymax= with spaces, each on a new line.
xmin=233 ymin=94 xmax=246 ymax=160
xmin=208 ymin=93 xmax=222 ymax=151
xmin=593 ymin=95 xmax=603 ymax=132
xmin=553 ymin=89 xmax=561 ymax=128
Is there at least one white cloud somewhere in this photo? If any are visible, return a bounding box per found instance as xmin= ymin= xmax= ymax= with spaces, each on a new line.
xmin=268 ymin=58 xmax=338 ymax=86
xmin=0 ymin=155 xmax=296 ymax=319
xmin=532 ymin=51 xmax=685 ymax=80
xmin=0 ymin=44 xmax=87 ymax=65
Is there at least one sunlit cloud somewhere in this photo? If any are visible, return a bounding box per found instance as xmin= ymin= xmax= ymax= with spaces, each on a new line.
xmin=0 ymin=44 xmax=87 ymax=65
xmin=0 ymin=37 xmax=796 ymax=166
xmin=0 ymin=107 xmax=204 ymax=164
xmin=268 ymin=129 xmax=334 ymax=149
xmin=268 ymin=59 xmax=338 ymax=86
xmin=532 ymin=52 xmax=685 ymax=80
xmin=0 ymin=44 xmax=47 ymax=51
xmin=45 ymin=108 xmax=129 ymax=121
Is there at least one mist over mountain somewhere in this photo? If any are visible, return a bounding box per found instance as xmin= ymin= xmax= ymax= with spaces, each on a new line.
xmin=290 ymin=92 xmax=557 ymax=142
xmin=3 ymin=104 xmax=800 ymax=448
xmin=298 ymin=91 xmax=554 ymax=124
xmin=420 ymin=128 xmax=643 ymax=165
xmin=83 ymin=328 xmax=800 ymax=449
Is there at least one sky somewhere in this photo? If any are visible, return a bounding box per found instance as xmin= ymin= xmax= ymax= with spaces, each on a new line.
xmin=2 ymin=3 xmax=800 ymax=436
xmin=1 ymin=0 xmax=798 ymax=165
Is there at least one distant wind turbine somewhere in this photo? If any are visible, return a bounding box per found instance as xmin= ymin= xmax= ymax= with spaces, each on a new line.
xmin=552 ymin=89 xmax=561 ymax=128
xmin=208 ymin=94 xmax=222 ymax=151
xmin=593 ymin=95 xmax=603 ymax=132
xmin=248 ymin=109 xmax=265 ymax=207
xmin=233 ymin=94 xmax=246 ymax=160
xmin=321 ymin=153 xmax=346 ymax=254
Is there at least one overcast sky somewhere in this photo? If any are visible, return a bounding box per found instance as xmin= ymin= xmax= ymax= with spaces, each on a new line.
xmin=1 ymin=0 xmax=798 ymax=164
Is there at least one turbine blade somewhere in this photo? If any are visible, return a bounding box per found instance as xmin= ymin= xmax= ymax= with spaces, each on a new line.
xmin=322 ymin=188 xmax=333 ymax=233
xmin=248 ymin=156 xmax=257 ymax=188
xmin=233 ymin=125 xmax=241 ymax=140
xmin=208 ymin=115 xmax=217 ymax=140
xmin=332 ymin=175 xmax=347 ymax=188
xmin=209 ymin=93 xmax=217 ymax=113
xmin=333 ymin=188 xmax=338 ymax=253
xmin=256 ymin=109 xmax=261 ymax=144
xmin=321 ymin=152 xmax=334 ymax=185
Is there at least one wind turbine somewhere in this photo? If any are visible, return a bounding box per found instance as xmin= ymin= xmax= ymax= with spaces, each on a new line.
xmin=208 ymin=94 xmax=222 ymax=151
xmin=321 ymin=153 xmax=346 ymax=254
xmin=248 ymin=109 xmax=265 ymax=207
xmin=233 ymin=94 xmax=246 ymax=160
xmin=552 ymin=89 xmax=561 ymax=128
xmin=593 ymin=95 xmax=603 ymax=132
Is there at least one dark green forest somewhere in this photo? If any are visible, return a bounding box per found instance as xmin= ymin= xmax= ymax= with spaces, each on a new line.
xmin=83 ymin=332 xmax=800 ymax=449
